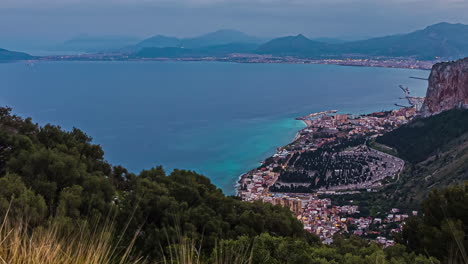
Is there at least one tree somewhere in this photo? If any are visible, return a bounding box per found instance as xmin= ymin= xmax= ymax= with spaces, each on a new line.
xmin=0 ymin=174 xmax=47 ymax=225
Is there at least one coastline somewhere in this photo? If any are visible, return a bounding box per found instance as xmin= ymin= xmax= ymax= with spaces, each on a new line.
xmin=25 ymin=54 xmax=437 ymax=70
xmin=236 ymin=105 xmax=419 ymax=199
xmin=235 ymin=106 xmax=418 ymax=243
xmin=235 ymin=118 xmax=305 ymax=195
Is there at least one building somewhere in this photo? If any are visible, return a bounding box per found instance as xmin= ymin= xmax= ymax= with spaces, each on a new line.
xmin=334 ymin=114 xmax=349 ymax=123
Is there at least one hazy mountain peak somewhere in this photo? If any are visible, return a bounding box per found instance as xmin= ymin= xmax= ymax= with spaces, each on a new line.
xmin=255 ymin=22 xmax=468 ymax=60
xmin=59 ymin=35 xmax=141 ymax=52
xmin=423 ymin=22 xmax=468 ymax=32
xmin=135 ymin=29 xmax=264 ymax=50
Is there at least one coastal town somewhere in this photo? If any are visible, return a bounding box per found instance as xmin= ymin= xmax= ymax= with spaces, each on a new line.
xmin=237 ymin=93 xmax=421 ymax=244
xmin=35 ymin=53 xmax=437 ymax=70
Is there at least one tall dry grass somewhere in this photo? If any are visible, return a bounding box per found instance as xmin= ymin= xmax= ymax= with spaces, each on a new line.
xmin=211 ymin=241 xmax=253 ymax=264
xmin=0 ymin=209 xmax=142 ymax=264
xmin=162 ymin=236 xmax=202 ymax=264
xmin=158 ymin=223 xmax=252 ymax=264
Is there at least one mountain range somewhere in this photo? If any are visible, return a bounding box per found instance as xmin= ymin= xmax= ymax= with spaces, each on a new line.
xmin=56 ymin=35 xmax=142 ymax=52
xmin=135 ymin=22 xmax=468 ymax=60
xmin=2 ymin=22 xmax=468 ymax=61
xmin=132 ymin=29 xmax=265 ymax=50
xmin=336 ymin=22 xmax=468 ymax=59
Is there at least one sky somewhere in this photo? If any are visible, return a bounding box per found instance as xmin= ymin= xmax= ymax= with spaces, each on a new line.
xmin=1 ymin=0 xmax=468 ymax=48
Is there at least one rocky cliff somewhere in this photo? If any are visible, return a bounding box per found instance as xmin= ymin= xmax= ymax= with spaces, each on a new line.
xmin=421 ymin=57 xmax=468 ymax=116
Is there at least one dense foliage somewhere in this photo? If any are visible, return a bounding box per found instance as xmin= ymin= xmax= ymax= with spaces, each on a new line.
xmin=377 ymin=109 xmax=468 ymax=163
xmin=399 ymin=182 xmax=468 ymax=263
xmin=214 ymin=234 xmax=439 ymax=264
xmin=0 ymin=107 xmax=310 ymax=260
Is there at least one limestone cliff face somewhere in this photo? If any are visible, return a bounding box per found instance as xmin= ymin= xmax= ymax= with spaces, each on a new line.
xmin=421 ymin=57 xmax=468 ymax=116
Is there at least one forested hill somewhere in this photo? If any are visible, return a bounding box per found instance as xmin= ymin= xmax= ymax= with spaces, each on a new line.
xmin=372 ymin=109 xmax=468 ymax=208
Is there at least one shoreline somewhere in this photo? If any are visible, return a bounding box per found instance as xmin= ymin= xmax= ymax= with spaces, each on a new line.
xmin=236 ymin=105 xmax=418 ymax=199
xmin=20 ymin=55 xmax=437 ymax=70
xmin=234 ymin=118 xmax=305 ymax=196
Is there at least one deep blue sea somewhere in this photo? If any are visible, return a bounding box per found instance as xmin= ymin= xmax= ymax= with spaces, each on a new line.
xmin=0 ymin=61 xmax=429 ymax=194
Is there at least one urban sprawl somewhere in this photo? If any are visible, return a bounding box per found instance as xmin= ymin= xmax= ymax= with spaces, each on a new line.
xmin=237 ymin=94 xmax=422 ymax=246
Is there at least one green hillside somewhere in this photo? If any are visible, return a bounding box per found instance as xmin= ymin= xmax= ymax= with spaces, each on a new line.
xmin=364 ymin=109 xmax=468 ymax=210
xmin=377 ymin=109 xmax=468 ymax=163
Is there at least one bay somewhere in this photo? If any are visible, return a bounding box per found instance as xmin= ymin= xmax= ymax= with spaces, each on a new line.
xmin=0 ymin=61 xmax=428 ymax=194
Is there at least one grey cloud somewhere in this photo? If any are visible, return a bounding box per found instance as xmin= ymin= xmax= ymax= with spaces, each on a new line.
xmin=0 ymin=0 xmax=467 ymax=46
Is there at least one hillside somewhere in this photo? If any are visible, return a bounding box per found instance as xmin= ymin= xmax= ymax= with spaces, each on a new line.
xmin=134 ymin=35 xmax=182 ymax=49
xmin=256 ymin=22 xmax=468 ymax=60
xmin=132 ymin=23 xmax=468 ymax=60
xmin=371 ymin=109 xmax=468 ymax=208
xmin=340 ymin=22 xmax=468 ymax=59
xmin=58 ymin=35 xmax=141 ymax=52
xmin=133 ymin=29 xmax=264 ymax=51
xmin=0 ymin=48 xmax=32 ymax=61
xmin=256 ymin=34 xmax=331 ymax=57
xmin=377 ymin=109 xmax=468 ymax=163
xmin=182 ymin=29 xmax=264 ymax=48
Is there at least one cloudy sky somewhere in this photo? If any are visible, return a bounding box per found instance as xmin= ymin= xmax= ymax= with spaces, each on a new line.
xmin=1 ymin=0 xmax=468 ymax=46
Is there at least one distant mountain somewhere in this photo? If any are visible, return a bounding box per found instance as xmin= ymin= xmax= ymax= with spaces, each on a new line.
xmin=133 ymin=29 xmax=265 ymax=51
xmin=256 ymin=22 xmax=468 ymax=60
xmin=340 ymin=22 xmax=468 ymax=59
xmin=181 ymin=29 xmax=264 ymax=48
xmin=311 ymin=37 xmax=348 ymax=44
xmin=256 ymin=34 xmax=331 ymax=57
xmin=58 ymin=35 xmax=141 ymax=52
xmin=133 ymin=22 xmax=468 ymax=60
xmin=0 ymin=48 xmax=32 ymax=61
xmin=135 ymin=35 xmax=182 ymax=49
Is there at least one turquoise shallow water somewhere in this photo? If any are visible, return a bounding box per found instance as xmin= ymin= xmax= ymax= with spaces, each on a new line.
xmin=0 ymin=61 xmax=429 ymax=194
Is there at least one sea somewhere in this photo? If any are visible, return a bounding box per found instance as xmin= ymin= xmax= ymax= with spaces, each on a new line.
xmin=0 ymin=61 xmax=429 ymax=194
